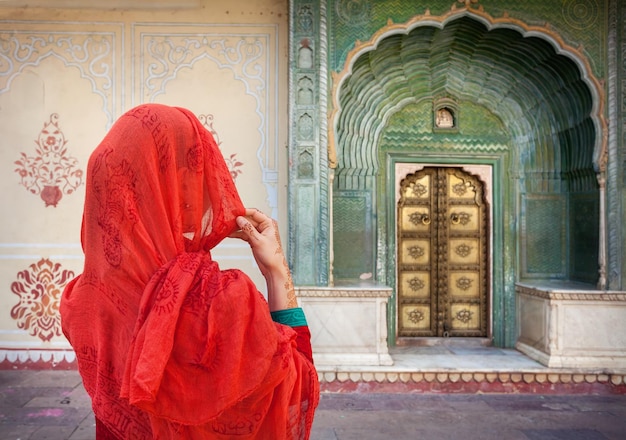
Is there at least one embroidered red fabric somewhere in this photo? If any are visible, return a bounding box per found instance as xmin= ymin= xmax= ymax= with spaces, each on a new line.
xmin=60 ymin=104 xmax=319 ymax=439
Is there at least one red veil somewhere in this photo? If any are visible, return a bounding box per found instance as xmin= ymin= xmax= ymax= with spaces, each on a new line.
xmin=60 ymin=104 xmax=319 ymax=439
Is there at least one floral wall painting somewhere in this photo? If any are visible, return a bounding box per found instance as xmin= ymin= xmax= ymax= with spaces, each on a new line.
xmin=10 ymin=258 xmax=75 ymax=343
xmin=199 ymin=113 xmax=244 ymax=182
xmin=14 ymin=113 xmax=84 ymax=207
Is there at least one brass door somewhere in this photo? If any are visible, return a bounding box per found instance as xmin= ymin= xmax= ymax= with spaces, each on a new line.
xmin=397 ymin=167 xmax=489 ymax=337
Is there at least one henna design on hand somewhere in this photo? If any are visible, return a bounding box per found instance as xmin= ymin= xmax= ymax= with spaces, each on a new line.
xmin=272 ymin=219 xmax=297 ymax=308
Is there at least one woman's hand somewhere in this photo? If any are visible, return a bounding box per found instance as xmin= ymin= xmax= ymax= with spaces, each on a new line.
xmin=229 ymin=208 xmax=297 ymax=310
xmin=229 ymin=208 xmax=284 ymax=277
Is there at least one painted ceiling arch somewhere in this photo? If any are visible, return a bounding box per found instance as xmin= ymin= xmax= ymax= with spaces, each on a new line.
xmin=330 ymin=12 xmax=605 ymax=185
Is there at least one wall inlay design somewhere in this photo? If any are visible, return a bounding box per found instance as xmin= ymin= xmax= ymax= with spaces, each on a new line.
xmin=562 ymin=0 xmax=599 ymax=30
xmin=335 ymin=0 xmax=370 ymax=25
xmin=297 ymin=148 xmax=314 ymax=179
xmin=297 ymin=4 xmax=314 ymax=33
xmin=298 ymin=38 xmax=314 ymax=68
xmin=297 ymin=112 xmax=314 ymax=140
xmin=0 ymin=28 xmax=118 ymax=127
xmin=14 ymin=113 xmax=84 ymax=207
xmin=10 ymin=258 xmax=74 ymax=342
xmin=139 ymin=34 xmax=267 ymax=105
xmin=297 ymin=75 xmax=314 ymax=105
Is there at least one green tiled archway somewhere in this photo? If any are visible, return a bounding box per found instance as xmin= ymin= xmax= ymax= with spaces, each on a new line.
xmin=331 ymin=14 xmax=602 ymax=347
xmin=333 ymin=15 xmax=599 ymax=182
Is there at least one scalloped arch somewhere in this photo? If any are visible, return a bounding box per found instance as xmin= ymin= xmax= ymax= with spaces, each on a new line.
xmin=329 ymin=9 xmax=606 ymax=180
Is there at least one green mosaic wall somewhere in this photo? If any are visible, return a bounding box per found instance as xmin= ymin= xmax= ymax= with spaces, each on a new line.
xmin=570 ymin=193 xmax=600 ymax=284
xmin=523 ymin=195 xmax=567 ymax=277
xmin=333 ymin=191 xmax=374 ymax=281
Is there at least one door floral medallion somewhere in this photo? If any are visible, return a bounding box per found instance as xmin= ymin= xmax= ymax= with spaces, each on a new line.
xmin=397 ymin=167 xmax=489 ymax=338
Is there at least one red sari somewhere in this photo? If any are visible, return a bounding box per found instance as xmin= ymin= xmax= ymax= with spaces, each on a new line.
xmin=60 ymin=104 xmax=319 ymax=439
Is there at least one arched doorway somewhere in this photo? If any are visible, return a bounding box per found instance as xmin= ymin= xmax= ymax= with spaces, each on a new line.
xmin=329 ymin=12 xmax=605 ymax=347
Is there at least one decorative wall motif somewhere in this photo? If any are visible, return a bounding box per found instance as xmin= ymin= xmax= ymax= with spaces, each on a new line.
xmin=199 ymin=113 xmax=244 ymax=182
xmin=14 ymin=114 xmax=84 ymax=207
xmin=298 ymin=38 xmax=314 ymax=68
xmin=297 ymin=112 xmax=314 ymax=140
xmin=139 ymin=34 xmax=267 ymax=110
xmin=296 ymin=4 xmax=314 ymax=33
xmin=0 ymin=29 xmax=118 ymax=127
xmin=562 ymin=0 xmax=599 ymax=30
xmin=455 ymin=308 xmax=473 ymax=323
xmin=454 ymin=243 xmax=472 ymax=258
xmin=297 ymin=75 xmax=314 ymax=105
xmin=335 ymin=0 xmax=370 ymax=25
xmin=297 ymin=148 xmax=314 ymax=179
xmin=10 ymin=258 xmax=74 ymax=342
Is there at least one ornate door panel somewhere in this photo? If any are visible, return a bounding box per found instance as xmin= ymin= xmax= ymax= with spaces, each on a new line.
xmin=397 ymin=167 xmax=489 ymax=338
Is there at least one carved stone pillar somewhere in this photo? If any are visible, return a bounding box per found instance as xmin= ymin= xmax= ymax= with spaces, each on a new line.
xmin=288 ymin=0 xmax=330 ymax=286
xmin=607 ymin=0 xmax=625 ymax=290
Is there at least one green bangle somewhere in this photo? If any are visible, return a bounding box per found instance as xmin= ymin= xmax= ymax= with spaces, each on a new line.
xmin=270 ymin=307 xmax=308 ymax=327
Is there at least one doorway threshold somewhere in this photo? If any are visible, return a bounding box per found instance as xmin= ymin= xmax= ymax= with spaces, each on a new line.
xmin=395 ymin=337 xmax=492 ymax=348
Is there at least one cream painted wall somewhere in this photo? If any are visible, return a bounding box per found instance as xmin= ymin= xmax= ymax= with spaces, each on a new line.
xmin=0 ymin=0 xmax=289 ymax=366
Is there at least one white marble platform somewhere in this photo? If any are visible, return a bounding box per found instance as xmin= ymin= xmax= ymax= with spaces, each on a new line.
xmin=388 ymin=346 xmax=547 ymax=372
xmin=516 ymin=281 xmax=626 ymax=371
xmin=298 ymin=284 xmax=394 ymax=366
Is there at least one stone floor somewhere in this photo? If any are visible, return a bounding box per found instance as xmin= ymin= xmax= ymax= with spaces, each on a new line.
xmin=2 ymin=346 xmax=626 ymax=439
xmin=1 ymin=368 xmax=626 ymax=440
xmin=314 ymin=393 xmax=626 ymax=440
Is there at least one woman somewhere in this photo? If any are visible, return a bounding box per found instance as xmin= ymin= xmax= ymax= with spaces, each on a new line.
xmin=60 ymin=103 xmax=319 ymax=439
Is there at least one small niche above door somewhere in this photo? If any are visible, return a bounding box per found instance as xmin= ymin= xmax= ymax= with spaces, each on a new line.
xmin=433 ymin=98 xmax=459 ymax=132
